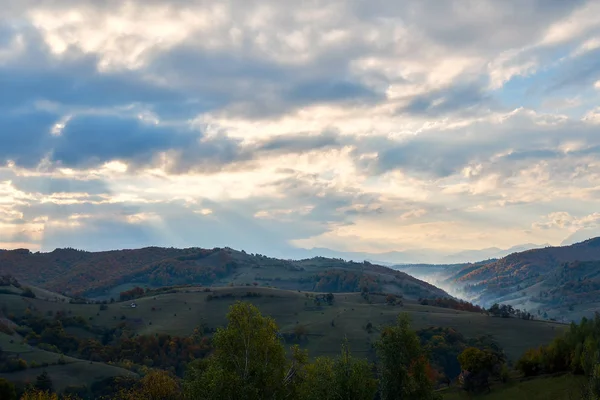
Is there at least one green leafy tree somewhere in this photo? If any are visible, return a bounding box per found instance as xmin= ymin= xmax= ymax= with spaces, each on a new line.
xmin=458 ymin=348 xmax=495 ymax=373
xmin=375 ymin=313 xmax=439 ymax=400
xmin=184 ymin=302 xmax=306 ymax=400
xmin=299 ymin=338 xmax=377 ymax=400
xmin=0 ymin=378 xmax=17 ymax=400
xmin=458 ymin=347 xmax=505 ymax=393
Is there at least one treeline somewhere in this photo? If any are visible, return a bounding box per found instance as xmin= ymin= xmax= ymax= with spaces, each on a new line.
xmin=419 ymin=297 xmax=485 ymax=313
xmin=488 ymin=303 xmax=534 ymax=320
xmin=312 ymin=269 xmax=380 ymax=293
xmin=517 ymin=313 xmax=600 ymax=378
xmin=5 ymin=310 xmax=211 ymax=376
xmin=0 ymin=275 xmax=21 ymax=287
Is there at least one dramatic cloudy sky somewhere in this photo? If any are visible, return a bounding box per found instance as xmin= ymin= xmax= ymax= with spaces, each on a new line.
xmin=1 ymin=0 xmax=600 ymax=260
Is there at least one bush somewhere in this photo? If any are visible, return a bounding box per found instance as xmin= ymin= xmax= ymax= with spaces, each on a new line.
xmin=0 ymin=321 xmax=14 ymax=335
xmin=3 ymin=358 xmax=28 ymax=371
xmin=38 ymin=343 xmax=62 ymax=354
xmin=516 ymin=348 xmax=543 ymax=377
xmin=21 ymin=287 xmax=36 ymax=298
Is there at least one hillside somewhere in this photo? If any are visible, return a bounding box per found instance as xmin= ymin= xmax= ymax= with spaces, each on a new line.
xmin=0 ymin=286 xmax=565 ymax=370
xmin=0 ymin=247 xmax=448 ymax=300
xmin=444 ymin=238 xmax=600 ymax=320
xmin=458 ymin=237 xmax=600 ymax=284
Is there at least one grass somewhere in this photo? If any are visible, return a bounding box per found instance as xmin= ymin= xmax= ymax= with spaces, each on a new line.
xmin=0 ymin=332 xmax=136 ymax=392
xmin=0 ymin=363 xmax=137 ymax=392
xmin=441 ymin=374 xmax=587 ymax=400
xmin=0 ymin=286 xmax=567 ymax=361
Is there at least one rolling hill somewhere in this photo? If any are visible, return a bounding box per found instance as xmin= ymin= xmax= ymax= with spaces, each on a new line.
xmin=0 ymin=246 xmax=449 ymax=301
xmin=0 ymin=286 xmax=565 ymax=385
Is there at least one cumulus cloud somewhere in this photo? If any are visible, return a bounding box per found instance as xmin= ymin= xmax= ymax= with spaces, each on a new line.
xmin=0 ymin=0 xmax=599 ymax=256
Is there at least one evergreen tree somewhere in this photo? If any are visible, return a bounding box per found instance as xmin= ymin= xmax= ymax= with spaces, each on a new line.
xmin=35 ymin=371 xmax=54 ymax=393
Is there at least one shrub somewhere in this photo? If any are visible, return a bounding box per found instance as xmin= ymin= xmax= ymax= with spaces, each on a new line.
xmin=0 ymin=321 xmax=14 ymax=335
xmin=21 ymin=287 xmax=36 ymax=298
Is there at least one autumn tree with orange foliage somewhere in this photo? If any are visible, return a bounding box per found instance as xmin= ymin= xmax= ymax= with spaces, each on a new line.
xmin=19 ymin=390 xmax=80 ymax=400
xmin=115 ymin=370 xmax=182 ymax=400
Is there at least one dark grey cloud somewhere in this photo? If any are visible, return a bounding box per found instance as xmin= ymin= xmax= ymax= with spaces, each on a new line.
xmin=11 ymin=176 xmax=110 ymax=196
xmin=399 ymin=81 xmax=494 ymax=117
xmin=51 ymin=115 xmax=195 ymax=168
xmin=286 ymin=80 xmax=382 ymax=104
xmin=255 ymin=130 xmax=342 ymax=154
xmin=0 ymin=105 xmax=352 ymax=173
xmin=147 ymin=43 xmax=384 ymax=119
xmin=548 ymin=47 xmax=600 ymax=93
xmin=354 ymin=114 xmax=600 ymax=179
xmin=0 ymin=110 xmax=58 ymax=167
xmin=0 ymin=27 xmax=187 ymax=116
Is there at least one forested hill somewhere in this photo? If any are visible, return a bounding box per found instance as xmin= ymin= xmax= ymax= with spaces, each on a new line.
xmin=446 ymin=237 xmax=600 ymax=320
xmin=455 ymin=237 xmax=600 ymax=284
xmin=0 ymin=246 xmax=449 ymax=300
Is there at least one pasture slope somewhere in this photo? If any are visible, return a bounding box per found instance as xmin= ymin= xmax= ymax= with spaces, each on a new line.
xmin=1 ymin=286 xmax=566 ymax=362
xmin=441 ymin=373 xmax=586 ymax=400
xmin=0 ymin=332 xmax=136 ymax=392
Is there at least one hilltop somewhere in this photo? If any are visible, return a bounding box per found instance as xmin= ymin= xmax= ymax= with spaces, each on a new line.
xmin=0 ymin=246 xmax=448 ymax=301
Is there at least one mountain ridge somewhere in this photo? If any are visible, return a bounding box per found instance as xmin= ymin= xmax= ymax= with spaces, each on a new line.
xmin=0 ymin=246 xmax=449 ymax=301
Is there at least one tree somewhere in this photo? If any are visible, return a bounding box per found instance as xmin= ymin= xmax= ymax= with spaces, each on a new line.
xmin=458 ymin=348 xmax=498 ymax=392
xmin=325 ymin=293 xmax=335 ymax=305
xmin=375 ymin=313 xmax=439 ymax=400
xmin=294 ymin=324 xmax=308 ymax=341
xmin=117 ymin=370 xmax=181 ymax=400
xmin=35 ymin=371 xmax=54 ymax=393
xmin=21 ymin=287 xmax=36 ymax=298
xmin=0 ymin=378 xmax=16 ymax=400
xmin=20 ymin=391 xmax=58 ymax=400
xmin=299 ymin=339 xmax=377 ymax=400
xmin=184 ymin=302 xmax=306 ymax=400
xmin=20 ymin=390 xmax=80 ymax=400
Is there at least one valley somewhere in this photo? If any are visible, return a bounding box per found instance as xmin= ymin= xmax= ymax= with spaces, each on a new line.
xmin=395 ymin=237 xmax=600 ymax=323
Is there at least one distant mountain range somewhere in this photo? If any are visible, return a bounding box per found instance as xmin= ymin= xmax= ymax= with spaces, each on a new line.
xmin=287 ymin=243 xmax=549 ymax=265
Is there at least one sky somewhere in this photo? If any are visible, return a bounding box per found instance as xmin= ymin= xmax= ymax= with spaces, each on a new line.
xmin=1 ymin=0 xmax=600 ymax=261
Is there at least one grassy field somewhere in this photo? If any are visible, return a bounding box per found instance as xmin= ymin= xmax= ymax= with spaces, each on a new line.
xmin=0 ymin=332 xmax=136 ymax=391
xmin=0 ymin=286 xmax=567 ymax=361
xmin=441 ymin=374 xmax=587 ymax=400
xmin=0 ymin=363 xmax=137 ymax=392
